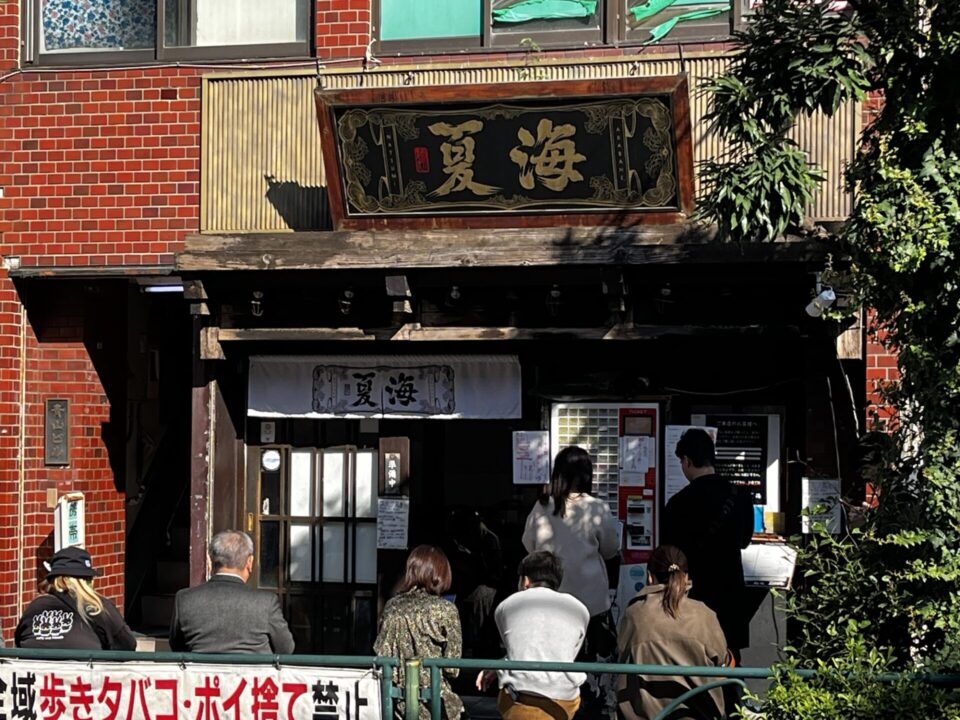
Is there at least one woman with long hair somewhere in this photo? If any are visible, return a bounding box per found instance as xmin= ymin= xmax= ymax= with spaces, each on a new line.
xmin=617 ymin=545 xmax=730 ymax=720
xmin=374 ymin=545 xmax=463 ymax=720
xmin=16 ymin=547 xmax=137 ymax=650
xmin=522 ymin=446 xmax=620 ymax=715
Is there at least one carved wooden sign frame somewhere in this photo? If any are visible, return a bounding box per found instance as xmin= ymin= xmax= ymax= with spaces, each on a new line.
xmin=315 ymin=76 xmax=694 ymax=230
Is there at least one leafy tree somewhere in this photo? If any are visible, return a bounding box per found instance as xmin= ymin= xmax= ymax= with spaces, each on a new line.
xmin=700 ymin=0 xmax=960 ymax=713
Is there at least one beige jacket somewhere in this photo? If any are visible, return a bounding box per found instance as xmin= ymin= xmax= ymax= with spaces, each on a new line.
xmin=616 ymin=584 xmax=728 ymax=720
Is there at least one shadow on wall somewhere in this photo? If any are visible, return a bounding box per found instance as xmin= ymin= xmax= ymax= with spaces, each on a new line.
xmin=264 ymin=175 xmax=331 ymax=231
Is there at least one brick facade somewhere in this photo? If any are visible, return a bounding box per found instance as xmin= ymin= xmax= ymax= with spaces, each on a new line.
xmin=0 ymin=0 xmax=885 ymax=643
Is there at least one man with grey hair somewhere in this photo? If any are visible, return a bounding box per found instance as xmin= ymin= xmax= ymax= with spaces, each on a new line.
xmin=169 ymin=530 xmax=294 ymax=654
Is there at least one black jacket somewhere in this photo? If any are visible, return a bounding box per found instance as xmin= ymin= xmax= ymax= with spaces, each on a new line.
xmin=15 ymin=591 xmax=137 ymax=650
xmin=660 ymin=473 xmax=754 ymax=650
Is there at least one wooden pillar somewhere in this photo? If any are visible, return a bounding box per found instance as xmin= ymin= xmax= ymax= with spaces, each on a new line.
xmin=189 ymin=313 xmax=212 ymax=587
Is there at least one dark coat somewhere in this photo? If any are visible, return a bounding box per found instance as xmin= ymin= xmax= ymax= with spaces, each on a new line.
xmin=169 ymin=573 xmax=295 ymax=654
xmin=660 ymin=473 xmax=754 ymax=651
xmin=16 ymin=591 xmax=137 ymax=651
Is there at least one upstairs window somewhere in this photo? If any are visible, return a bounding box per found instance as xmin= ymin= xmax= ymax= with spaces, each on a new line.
xmin=26 ymin=0 xmax=312 ymax=65
xmin=374 ymin=0 xmax=738 ymax=53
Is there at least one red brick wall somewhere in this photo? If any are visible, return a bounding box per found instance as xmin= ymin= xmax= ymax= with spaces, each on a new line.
xmin=0 ymin=274 xmax=124 ymax=641
xmin=0 ymin=5 xmax=200 ymax=639
xmin=316 ymin=0 xmax=371 ymax=60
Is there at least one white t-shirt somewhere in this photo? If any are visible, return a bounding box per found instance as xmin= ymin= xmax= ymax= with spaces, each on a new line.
xmin=495 ymin=586 xmax=590 ymax=700
xmin=522 ymin=494 xmax=621 ymax=616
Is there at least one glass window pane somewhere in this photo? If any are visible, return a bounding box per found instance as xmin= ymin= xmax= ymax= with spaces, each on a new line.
xmin=491 ymin=0 xmax=601 ymax=33
xmin=42 ymin=0 xmax=155 ymax=53
xmin=355 ymin=524 xmax=378 ymax=584
xmin=321 ymin=523 xmax=345 ymax=582
xmin=259 ymin=520 xmax=280 ymax=588
xmin=625 ymin=0 xmax=730 ymax=42
xmin=261 ymin=467 xmax=280 ymax=517
xmin=165 ymin=0 xmax=309 ymax=47
xmin=289 ymin=451 xmax=314 ymax=516
xmin=289 ymin=523 xmax=313 ymax=582
xmin=322 ymin=451 xmax=344 ymax=518
xmin=380 ymin=0 xmax=481 ymax=40
xmin=355 ymin=450 xmax=378 ymax=519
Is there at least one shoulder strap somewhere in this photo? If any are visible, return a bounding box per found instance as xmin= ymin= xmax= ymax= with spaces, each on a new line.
xmin=52 ymin=591 xmax=111 ymax=649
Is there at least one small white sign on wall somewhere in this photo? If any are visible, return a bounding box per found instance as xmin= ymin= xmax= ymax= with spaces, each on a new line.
xmin=54 ymin=492 xmax=85 ymax=551
xmin=801 ymin=478 xmax=842 ymax=534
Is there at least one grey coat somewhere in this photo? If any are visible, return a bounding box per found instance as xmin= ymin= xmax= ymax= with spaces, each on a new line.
xmin=169 ymin=574 xmax=295 ymax=654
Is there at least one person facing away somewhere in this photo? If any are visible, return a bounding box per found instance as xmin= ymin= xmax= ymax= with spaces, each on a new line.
xmin=616 ymin=545 xmax=730 ymax=720
xmin=522 ymin=446 xmax=620 ymax=618
xmin=16 ymin=547 xmax=137 ymax=651
xmin=476 ymin=551 xmax=590 ymax=720
xmin=522 ymin=446 xmax=620 ymax=717
xmin=374 ymin=545 xmax=463 ymax=720
xmin=659 ymin=429 xmax=754 ymax=661
xmin=169 ymin=529 xmax=294 ymax=654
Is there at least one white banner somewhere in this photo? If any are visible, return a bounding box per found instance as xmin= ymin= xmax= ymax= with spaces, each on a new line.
xmin=248 ymin=355 xmax=521 ymax=419
xmin=0 ymin=660 xmax=381 ymax=720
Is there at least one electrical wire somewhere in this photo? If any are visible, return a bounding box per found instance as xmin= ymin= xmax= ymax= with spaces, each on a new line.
xmin=0 ymin=56 xmax=371 ymax=86
xmin=662 ymin=377 xmax=800 ymax=396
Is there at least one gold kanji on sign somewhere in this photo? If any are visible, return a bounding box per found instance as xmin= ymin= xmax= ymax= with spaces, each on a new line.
xmin=510 ymin=118 xmax=586 ymax=191
xmin=427 ymin=120 xmax=501 ymax=197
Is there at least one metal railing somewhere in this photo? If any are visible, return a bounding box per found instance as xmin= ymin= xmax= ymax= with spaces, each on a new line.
xmin=0 ymin=648 xmax=400 ymax=720
xmin=413 ymin=657 xmax=960 ymax=720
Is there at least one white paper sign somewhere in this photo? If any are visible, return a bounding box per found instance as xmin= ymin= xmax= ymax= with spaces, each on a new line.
xmin=664 ymin=425 xmax=718 ymax=503
xmin=377 ymin=497 xmax=410 ymax=549
xmin=0 ymin=660 xmax=382 ymax=720
xmin=512 ymin=430 xmax=551 ymax=485
xmin=741 ymin=543 xmax=798 ymax=588
xmin=801 ymin=477 xmax=841 ymax=534
xmin=620 ymin=436 xmax=654 ymax=474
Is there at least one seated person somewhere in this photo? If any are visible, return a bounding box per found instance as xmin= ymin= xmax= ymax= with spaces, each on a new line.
xmin=476 ymin=551 xmax=589 ymax=720
xmin=16 ymin=547 xmax=137 ymax=651
xmin=617 ymin=545 xmax=730 ymax=720
xmin=375 ymin=545 xmax=463 ymax=720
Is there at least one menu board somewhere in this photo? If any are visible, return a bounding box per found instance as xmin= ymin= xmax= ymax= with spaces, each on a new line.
xmin=703 ymin=415 xmax=768 ymax=503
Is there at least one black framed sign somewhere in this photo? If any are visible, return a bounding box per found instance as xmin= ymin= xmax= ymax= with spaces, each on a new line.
xmin=315 ymin=76 xmax=694 ymax=229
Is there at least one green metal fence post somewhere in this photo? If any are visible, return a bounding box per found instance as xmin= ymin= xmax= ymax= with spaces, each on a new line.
xmin=378 ymin=658 xmax=396 ymax=720
xmin=404 ymin=659 xmax=422 ymax=720
xmin=429 ymin=664 xmax=442 ymax=720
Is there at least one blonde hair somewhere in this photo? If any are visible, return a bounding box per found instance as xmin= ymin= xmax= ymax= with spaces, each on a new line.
xmin=52 ymin=576 xmax=104 ymax=621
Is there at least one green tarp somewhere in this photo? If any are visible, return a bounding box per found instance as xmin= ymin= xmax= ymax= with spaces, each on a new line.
xmin=492 ymin=0 xmax=597 ymax=23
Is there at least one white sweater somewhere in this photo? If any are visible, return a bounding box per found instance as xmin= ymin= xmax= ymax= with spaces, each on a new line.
xmin=522 ymin=494 xmax=621 ymax=616
xmin=495 ymin=587 xmax=590 ymax=700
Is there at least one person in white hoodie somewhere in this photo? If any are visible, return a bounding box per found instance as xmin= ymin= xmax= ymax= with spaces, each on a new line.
xmin=522 ymin=446 xmax=621 ymax=716
xmin=476 ymin=551 xmax=589 ymax=720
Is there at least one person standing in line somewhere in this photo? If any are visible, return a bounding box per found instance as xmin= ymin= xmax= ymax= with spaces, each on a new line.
xmin=660 ymin=428 xmax=754 ymax=663
xmin=522 ymin=446 xmax=621 ymax=715
xmin=374 ymin=545 xmax=463 ymax=720
xmin=476 ymin=550 xmax=590 ymax=720
xmin=617 ymin=545 xmax=730 ymax=720
xmin=169 ymin=529 xmax=295 ymax=654
xmin=16 ymin=547 xmax=137 ymax=651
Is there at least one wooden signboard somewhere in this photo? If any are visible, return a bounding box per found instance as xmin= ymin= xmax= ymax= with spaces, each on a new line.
xmin=315 ymin=76 xmax=694 ymax=230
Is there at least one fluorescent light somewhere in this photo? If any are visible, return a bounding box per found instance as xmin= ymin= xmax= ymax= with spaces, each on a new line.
xmin=142 ymin=284 xmax=184 ymax=294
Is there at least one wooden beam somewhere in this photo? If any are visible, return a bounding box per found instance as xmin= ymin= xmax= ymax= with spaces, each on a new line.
xmin=217 ymin=327 xmax=377 ymax=341
xmin=210 ymin=323 xmax=798 ymax=342
xmin=177 ymin=227 xmax=830 ymax=272
xmin=200 ymin=326 xmax=226 ymax=359
xmin=391 ymin=324 xmax=610 ymax=341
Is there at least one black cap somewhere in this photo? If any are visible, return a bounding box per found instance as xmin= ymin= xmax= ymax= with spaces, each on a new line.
xmin=46 ymin=547 xmax=101 ymax=579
